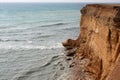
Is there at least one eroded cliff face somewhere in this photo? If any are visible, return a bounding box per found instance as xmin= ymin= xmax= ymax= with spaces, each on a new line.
xmin=62 ymin=4 xmax=120 ymax=80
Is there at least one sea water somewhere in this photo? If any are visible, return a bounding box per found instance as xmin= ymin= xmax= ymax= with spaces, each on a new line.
xmin=0 ymin=3 xmax=85 ymax=80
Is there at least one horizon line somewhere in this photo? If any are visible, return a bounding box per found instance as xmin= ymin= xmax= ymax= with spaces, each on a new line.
xmin=0 ymin=2 xmax=120 ymax=3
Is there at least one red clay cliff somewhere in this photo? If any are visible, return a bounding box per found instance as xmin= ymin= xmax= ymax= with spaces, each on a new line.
xmin=62 ymin=4 xmax=120 ymax=80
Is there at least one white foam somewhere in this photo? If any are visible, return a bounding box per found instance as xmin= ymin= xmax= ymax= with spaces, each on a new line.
xmin=0 ymin=43 xmax=63 ymax=50
xmin=27 ymin=40 xmax=33 ymax=43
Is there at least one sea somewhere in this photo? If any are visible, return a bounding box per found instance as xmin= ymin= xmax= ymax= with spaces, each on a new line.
xmin=0 ymin=3 xmax=85 ymax=80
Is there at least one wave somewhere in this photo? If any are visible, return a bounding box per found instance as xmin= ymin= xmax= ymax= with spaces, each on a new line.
xmin=61 ymin=26 xmax=79 ymax=31
xmin=39 ymin=35 xmax=52 ymax=38
xmin=0 ymin=39 xmax=26 ymax=42
xmin=11 ymin=55 xmax=64 ymax=80
xmin=24 ymin=22 xmax=68 ymax=31
xmin=0 ymin=43 xmax=63 ymax=50
xmin=40 ymin=22 xmax=68 ymax=27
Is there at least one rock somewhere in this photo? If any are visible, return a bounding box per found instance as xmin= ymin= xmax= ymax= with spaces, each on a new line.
xmin=62 ymin=39 xmax=78 ymax=50
xmin=69 ymin=62 xmax=76 ymax=68
xmin=60 ymin=67 xmax=65 ymax=70
xmin=66 ymin=57 xmax=72 ymax=61
xmin=65 ymin=48 xmax=77 ymax=56
xmin=62 ymin=4 xmax=120 ymax=80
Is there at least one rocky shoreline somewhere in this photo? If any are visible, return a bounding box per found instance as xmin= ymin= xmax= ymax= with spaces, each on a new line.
xmin=62 ymin=4 xmax=120 ymax=80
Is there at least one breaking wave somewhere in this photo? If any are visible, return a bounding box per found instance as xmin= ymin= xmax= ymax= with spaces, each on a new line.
xmin=0 ymin=43 xmax=63 ymax=50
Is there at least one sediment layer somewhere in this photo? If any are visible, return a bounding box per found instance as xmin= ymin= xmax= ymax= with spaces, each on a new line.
xmin=62 ymin=4 xmax=120 ymax=80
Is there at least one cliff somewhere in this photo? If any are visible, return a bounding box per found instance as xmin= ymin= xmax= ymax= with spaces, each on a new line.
xmin=62 ymin=4 xmax=120 ymax=80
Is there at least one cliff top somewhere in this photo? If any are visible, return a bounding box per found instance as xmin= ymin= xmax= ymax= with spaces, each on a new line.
xmin=87 ymin=4 xmax=120 ymax=8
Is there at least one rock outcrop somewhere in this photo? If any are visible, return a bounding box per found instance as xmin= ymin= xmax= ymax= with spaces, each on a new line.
xmin=62 ymin=4 xmax=120 ymax=80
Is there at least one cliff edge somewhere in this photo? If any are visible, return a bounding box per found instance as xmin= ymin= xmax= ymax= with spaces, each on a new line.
xmin=62 ymin=4 xmax=120 ymax=80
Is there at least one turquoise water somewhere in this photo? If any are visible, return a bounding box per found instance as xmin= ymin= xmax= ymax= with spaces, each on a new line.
xmin=0 ymin=3 xmax=85 ymax=80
